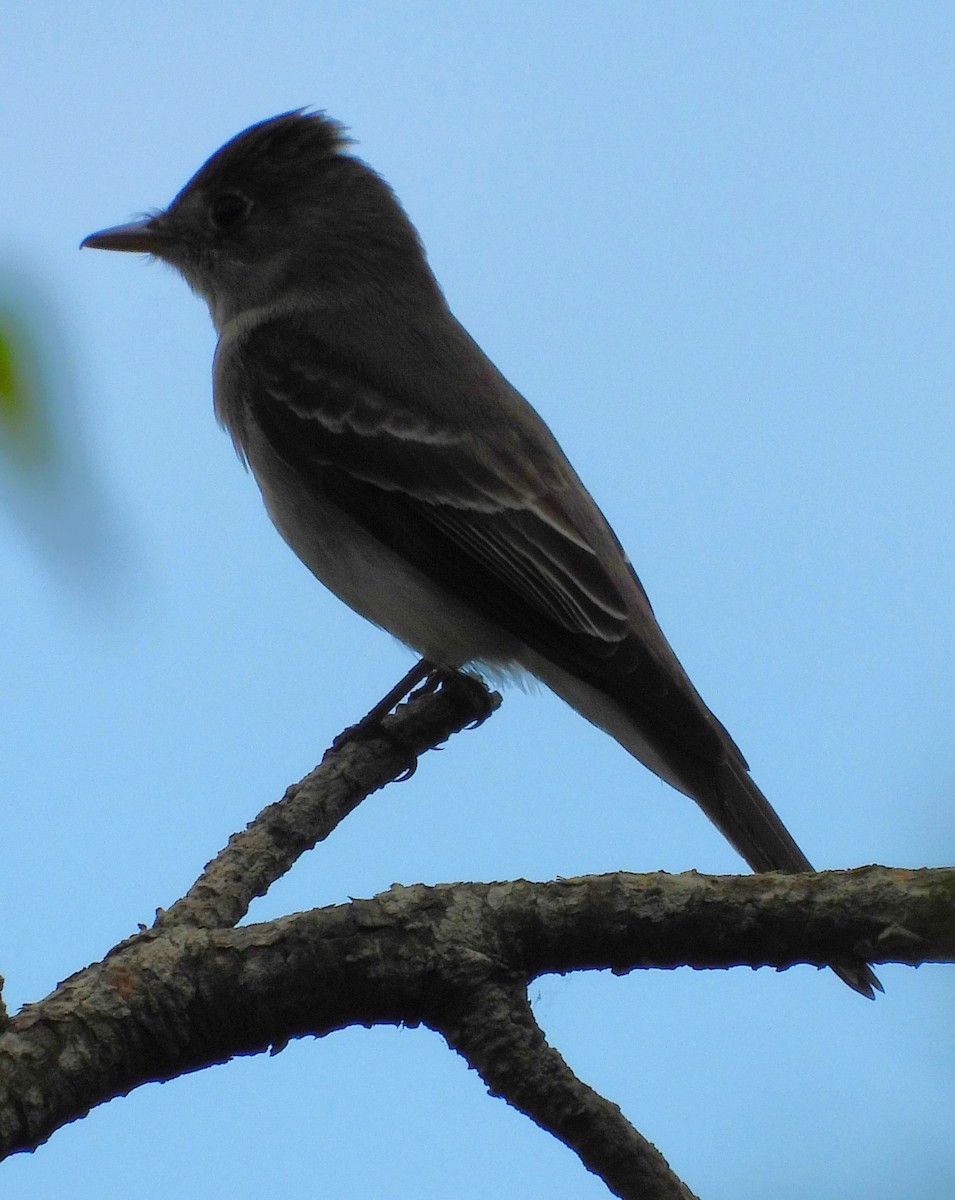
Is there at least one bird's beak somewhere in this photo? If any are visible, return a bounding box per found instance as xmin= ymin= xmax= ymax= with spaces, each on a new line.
xmin=81 ymin=214 xmax=170 ymax=254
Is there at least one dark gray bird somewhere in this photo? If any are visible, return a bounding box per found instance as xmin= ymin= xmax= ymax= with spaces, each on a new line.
xmin=82 ymin=111 xmax=880 ymax=997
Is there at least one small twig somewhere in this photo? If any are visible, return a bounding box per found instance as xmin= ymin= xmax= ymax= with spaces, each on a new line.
xmin=155 ymin=673 xmax=500 ymax=930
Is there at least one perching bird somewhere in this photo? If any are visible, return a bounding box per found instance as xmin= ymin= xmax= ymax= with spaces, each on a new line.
xmin=82 ymin=110 xmax=879 ymax=997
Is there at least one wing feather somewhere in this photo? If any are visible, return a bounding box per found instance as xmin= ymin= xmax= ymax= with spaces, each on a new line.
xmin=229 ymin=317 xmax=726 ymax=762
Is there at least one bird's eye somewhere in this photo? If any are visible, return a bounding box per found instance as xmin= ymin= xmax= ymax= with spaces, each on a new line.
xmin=210 ymin=191 xmax=251 ymax=230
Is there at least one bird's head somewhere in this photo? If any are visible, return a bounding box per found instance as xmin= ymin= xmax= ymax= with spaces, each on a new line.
xmin=82 ymin=110 xmax=431 ymax=329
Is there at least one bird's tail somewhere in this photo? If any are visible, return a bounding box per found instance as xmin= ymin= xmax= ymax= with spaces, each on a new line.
xmin=525 ymin=656 xmax=882 ymax=997
xmin=690 ymin=757 xmax=882 ymax=999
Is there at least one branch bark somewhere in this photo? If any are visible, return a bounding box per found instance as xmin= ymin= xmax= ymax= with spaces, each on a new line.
xmin=1 ymin=868 xmax=951 ymax=1190
xmin=1 ymin=676 xmax=952 ymax=1198
xmin=156 ymin=673 xmax=501 ymax=930
xmin=439 ymin=981 xmax=699 ymax=1199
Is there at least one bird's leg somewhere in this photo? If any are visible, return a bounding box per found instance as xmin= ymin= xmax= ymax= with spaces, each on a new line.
xmin=352 ymin=658 xmax=436 ymax=729
xmin=328 ymin=661 xmax=496 ymax=781
xmin=329 ymin=658 xmax=436 ymax=779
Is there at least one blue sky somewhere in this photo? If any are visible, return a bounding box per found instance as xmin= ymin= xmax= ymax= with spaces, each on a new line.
xmin=2 ymin=4 xmax=953 ymax=1197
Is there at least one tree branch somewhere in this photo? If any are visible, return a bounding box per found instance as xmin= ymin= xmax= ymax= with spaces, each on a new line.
xmin=480 ymin=867 xmax=954 ymax=975
xmin=438 ymin=980 xmax=699 ymax=1200
xmin=1 ymin=868 xmax=950 ymax=1175
xmin=156 ymin=673 xmax=500 ymax=929
xmin=3 ymin=675 xmax=952 ymax=1197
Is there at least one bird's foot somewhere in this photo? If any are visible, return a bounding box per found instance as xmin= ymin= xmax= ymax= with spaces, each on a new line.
xmin=327 ymin=662 xmax=495 ymax=781
xmin=417 ymin=668 xmax=496 ymax=729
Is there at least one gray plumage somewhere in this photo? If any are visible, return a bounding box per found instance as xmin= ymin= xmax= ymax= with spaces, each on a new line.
xmin=82 ymin=111 xmax=880 ymax=997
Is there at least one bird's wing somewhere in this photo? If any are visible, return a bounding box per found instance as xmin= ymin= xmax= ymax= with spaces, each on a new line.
xmin=227 ymin=316 xmax=727 ymax=764
xmin=224 ymin=320 xmax=888 ymax=997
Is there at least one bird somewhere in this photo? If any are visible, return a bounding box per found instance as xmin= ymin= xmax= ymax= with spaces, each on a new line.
xmin=82 ymin=110 xmax=880 ymax=997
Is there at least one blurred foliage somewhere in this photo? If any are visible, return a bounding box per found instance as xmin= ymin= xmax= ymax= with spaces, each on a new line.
xmin=0 ymin=266 xmax=129 ymax=605
xmin=0 ymin=306 xmax=58 ymax=471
